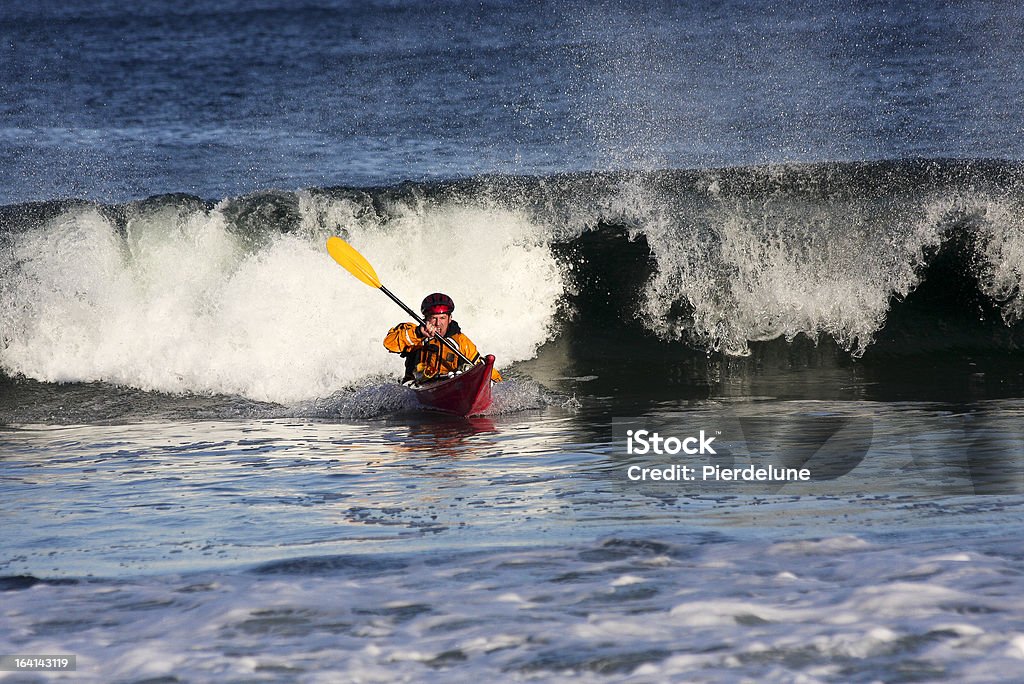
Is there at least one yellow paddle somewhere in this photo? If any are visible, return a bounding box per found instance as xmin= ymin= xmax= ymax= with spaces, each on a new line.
xmin=326 ymin=235 xmax=381 ymax=288
xmin=326 ymin=236 xmax=475 ymax=367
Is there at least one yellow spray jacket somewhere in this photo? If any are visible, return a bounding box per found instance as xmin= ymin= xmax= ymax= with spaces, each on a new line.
xmin=383 ymin=321 xmax=502 ymax=383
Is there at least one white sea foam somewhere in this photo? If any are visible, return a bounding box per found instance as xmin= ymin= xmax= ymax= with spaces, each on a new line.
xmin=2 ymin=533 xmax=1022 ymax=683
xmin=635 ymin=179 xmax=940 ymax=356
xmin=0 ymin=197 xmax=566 ymax=403
xmin=964 ymin=196 xmax=1024 ymax=324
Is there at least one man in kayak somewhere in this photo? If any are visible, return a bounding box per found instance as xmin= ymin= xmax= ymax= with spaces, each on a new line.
xmin=384 ymin=292 xmax=503 ymax=385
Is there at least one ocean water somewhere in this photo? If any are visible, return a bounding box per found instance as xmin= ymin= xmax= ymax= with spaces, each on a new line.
xmin=3 ymin=1 xmax=1024 ymax=681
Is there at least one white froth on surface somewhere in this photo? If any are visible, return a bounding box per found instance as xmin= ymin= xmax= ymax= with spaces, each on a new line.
xmin=961 ymin=195 xmax=1024 ymax=324
xmin=0 ymin=198 xmax=565 ymax=403
xmin=636 ymin=182 xmax=941 ymax=356
xmin=2 ymin=534 xmax=1023 ymax=683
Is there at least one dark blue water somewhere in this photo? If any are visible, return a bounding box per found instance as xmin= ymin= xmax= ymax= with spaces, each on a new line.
xmin=3 ymin=0 xmax=1023 ymax=204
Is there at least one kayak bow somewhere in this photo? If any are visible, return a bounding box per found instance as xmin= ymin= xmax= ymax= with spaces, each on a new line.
xmin=411 ymin=354 xmax=495 ymax=417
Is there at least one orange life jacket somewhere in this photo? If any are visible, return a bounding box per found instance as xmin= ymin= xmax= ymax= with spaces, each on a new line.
xmin=383 ymin=321 xmax=502 ymax=383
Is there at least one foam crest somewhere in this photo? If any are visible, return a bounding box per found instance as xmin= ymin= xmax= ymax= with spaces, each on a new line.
xmin=305 ymin=192 xmax=566 ymax=367
xmin=637 ymin=186 xmax=939 ymax=356
xmin=0 ymin=196 xmax=566 ymax=404
xmin=2 ymin=207 xmax=139 ymax=381
xmin=967 ymin=197 xmax=1024 ymax=324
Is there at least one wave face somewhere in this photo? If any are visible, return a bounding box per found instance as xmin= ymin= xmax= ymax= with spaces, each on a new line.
xmin=3 ymin=159 xmax=1024 ymax=403
xmin=631 ymin=163 xmax=1024 ymax=356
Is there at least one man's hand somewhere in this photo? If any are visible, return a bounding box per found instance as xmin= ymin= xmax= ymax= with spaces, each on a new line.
xmin=420 ymin=321 xmax=438 ymax=338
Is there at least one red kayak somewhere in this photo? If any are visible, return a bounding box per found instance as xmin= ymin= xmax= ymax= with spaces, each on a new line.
xmin=411 ymin=355 xmax=495 ymax=416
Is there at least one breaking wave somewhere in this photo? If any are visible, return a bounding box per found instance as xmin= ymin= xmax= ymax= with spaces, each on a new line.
xmin=3 ymin=159 xmax=1024 ymax=403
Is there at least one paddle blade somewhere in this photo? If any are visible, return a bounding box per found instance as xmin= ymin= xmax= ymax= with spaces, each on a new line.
xmin=326 ymin=236 xmax=381 ymax=289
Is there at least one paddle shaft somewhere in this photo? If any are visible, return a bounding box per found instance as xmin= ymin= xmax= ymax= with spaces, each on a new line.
xmin=378 ymin=284 xmax=475 ymax=367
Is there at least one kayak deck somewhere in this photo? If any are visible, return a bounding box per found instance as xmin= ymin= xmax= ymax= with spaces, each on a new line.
xmin=410 ymin=355 xmax=495 ymax=417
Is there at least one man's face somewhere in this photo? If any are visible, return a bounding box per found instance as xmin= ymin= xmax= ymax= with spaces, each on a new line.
xmin=427 ymin=312 xmax=450 ymax=337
